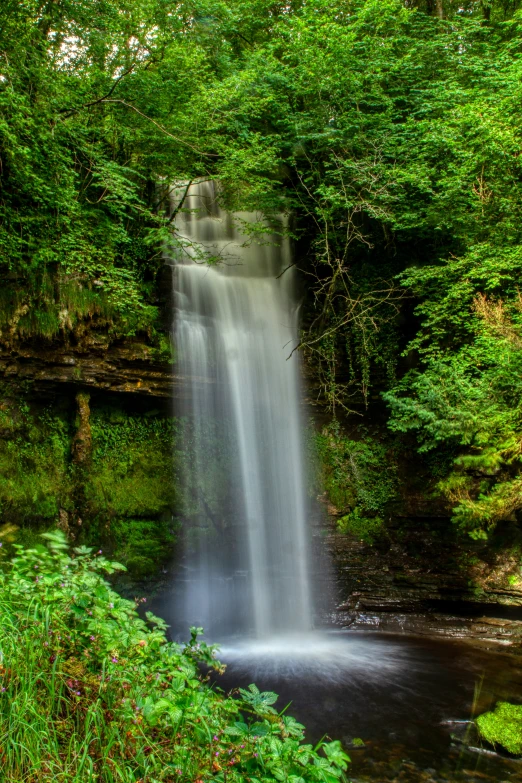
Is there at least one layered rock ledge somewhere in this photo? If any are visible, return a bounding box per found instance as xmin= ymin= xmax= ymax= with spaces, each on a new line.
xmin=0 ymin=339 xmax=183 ymax=397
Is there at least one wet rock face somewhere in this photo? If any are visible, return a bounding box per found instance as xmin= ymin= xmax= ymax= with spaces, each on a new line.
xmin=336 ymin=610 xmax=522 ymax=647
xmin=326 ymin=516 xmax=522 ymax=647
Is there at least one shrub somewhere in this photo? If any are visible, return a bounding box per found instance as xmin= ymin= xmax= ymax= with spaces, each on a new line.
xmin=0 ymin=531 xmax=350 ymax=782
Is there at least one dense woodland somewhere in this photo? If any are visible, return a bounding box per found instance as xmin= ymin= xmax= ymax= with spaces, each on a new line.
xmin=2 ymin=0 xmax=522 ymax=779
xmin=3 ymin=0 xmax=522 ymax=539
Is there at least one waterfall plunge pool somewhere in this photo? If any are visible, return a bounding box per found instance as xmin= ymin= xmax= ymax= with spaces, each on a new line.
xmin=210 ymin=630 xmax=522 ymax=783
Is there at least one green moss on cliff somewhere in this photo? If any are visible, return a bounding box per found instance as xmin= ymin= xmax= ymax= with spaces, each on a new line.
xmin=87 ymin=409 xmax=175 ymax=515
xmin=0 ymin=390 xmax=178 ymax=577
xmin=84 ymin=408 xmax=177 ymax=576
xmin=0 ymin=397 xmax=72 ymax=524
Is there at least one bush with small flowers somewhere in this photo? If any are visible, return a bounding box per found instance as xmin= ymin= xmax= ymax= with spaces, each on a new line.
xmin=0 ymin=530 xmax=349 ymax=782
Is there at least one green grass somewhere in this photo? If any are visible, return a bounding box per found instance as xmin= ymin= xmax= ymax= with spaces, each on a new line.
xmin=0 ymin=532 xmax=350 ymax=782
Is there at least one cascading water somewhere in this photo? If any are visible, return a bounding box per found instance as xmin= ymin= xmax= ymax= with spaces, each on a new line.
xmin=164 ymin=182 xmax=408 ymax=683
xmin=170 ymin=181 xmax=312 ymax=640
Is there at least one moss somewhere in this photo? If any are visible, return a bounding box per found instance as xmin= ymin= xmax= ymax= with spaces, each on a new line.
xmin=476 ymin=702 xmax=522 ymax=755
xmin=0 ymin=400 xmax=72 ymax=525
xmin=338 ymin=509 xmax=384 ymax=545
xmin=81 ymin=407 xmax=178 ymax=576
xmin=85 ymin=409 xmax=175 ymax=516
xmin=110 ymin=517 xmax=176 ymax=577
xmin=0 ymin=273 xmax=160 ymax=343
xmin=0 ymin=391 xmax=179 ymax=578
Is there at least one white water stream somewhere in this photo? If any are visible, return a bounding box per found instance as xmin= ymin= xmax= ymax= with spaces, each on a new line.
xmin=171 ymin=182 xmax=312 ymax=639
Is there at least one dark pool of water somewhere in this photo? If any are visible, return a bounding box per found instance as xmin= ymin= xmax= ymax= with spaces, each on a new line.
xmin=209 ymin=631 xmax=522 ymax=783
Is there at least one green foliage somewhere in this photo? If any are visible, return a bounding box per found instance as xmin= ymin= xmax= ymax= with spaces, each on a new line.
xmin=386 ymin=292 xmax=522 ymax=538
xmin=3 ymin=0 xmax=521 ymax=354
xmin=349 ymin=4 xmax=522 ymax=535
xmin=192 ymin=0 xmax=522 ymax=404
xmin=476 ymin=702 xmax=522 ymax=755
xmin=0 ymin=0 xmax=216 ymax=339
xmin=316 ymin=422 xmax=396 ymax=540
xmin=0 ymin=532 xmax=350 ymax=782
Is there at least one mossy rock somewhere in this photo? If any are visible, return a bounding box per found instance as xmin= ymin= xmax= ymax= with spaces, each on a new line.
xmin=338 ymin=508 xmax=384 ymax=545
xmin=476 ymin=702 xmax=522 ymax=755
xmin=109 ymin=517 xmax=175 ymax=578
xmin=125 ymin=555 xmax=157 ymax=578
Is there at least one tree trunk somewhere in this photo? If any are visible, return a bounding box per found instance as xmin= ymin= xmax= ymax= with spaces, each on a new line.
xmin=72 ymin=392 xmax=92 ymax=465
xmin=435 ymin=0 xmax=444 ymax=19
xmin=481 ymin=1 xmax=491 ymax=21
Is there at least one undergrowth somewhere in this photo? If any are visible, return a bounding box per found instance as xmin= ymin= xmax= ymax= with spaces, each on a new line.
xmin=0 ymin=532 xmax=350 ymax=782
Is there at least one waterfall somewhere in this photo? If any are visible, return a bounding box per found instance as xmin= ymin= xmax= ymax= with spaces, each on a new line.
xmin=170 ymin=181 xmax=312 ymax=639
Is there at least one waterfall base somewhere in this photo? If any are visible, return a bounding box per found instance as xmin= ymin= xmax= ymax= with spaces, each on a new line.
xmin=218 ymin=631 xmax=406 ymax=681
